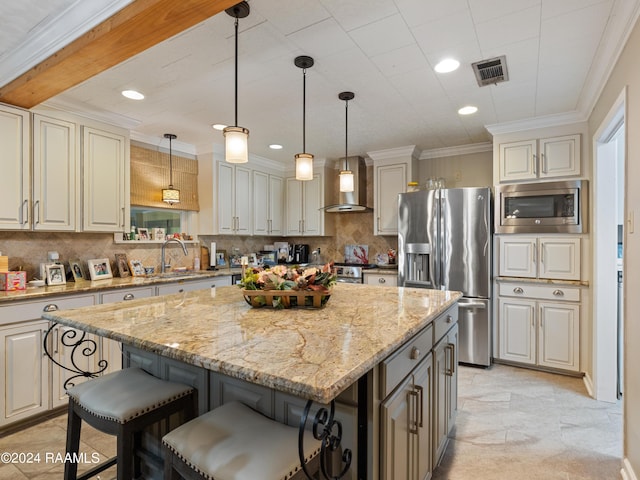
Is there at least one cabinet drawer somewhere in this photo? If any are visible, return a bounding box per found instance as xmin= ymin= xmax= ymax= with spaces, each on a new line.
xmin=380 ymin=324 xmax=432 ymax=398
xmin=499 ymin=282 xmax=580 ymax=302
xmin=433 ymin=305 xmax=458 ymax=344
xmin=0 ymin=294 xmax=96 ymax=325
xmin=365 ymin=274 xmax=398 ymax=286
xmin=101 ymin=287 xmax=154 ymax=304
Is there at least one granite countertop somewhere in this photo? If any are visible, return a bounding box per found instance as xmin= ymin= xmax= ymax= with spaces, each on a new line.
xmin=364 ymin=266 xmax=398 ymax=275
xmin=42 ymin=283 xmax=461 ymax=403
xmin=0 ymin=269 xmax=238 ymax=304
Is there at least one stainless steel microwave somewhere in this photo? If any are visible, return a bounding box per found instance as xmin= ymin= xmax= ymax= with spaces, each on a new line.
xmin=495 ymin=180 xmax=588 ymax=234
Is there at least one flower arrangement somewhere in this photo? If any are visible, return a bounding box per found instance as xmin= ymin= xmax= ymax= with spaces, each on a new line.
xmin=240 ymin=262 xmax=337 ymax=309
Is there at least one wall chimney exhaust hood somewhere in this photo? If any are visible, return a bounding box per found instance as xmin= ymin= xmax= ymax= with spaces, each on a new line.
xmin=324 ymin=156 xmax=371 ymax=212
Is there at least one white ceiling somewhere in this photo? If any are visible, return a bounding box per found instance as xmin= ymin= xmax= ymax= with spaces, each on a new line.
xmin=2 ymin=0 xmax=639 ymax=163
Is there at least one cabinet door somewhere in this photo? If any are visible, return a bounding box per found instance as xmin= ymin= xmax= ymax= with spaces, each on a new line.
xmin=32 ymin=114 xmax=78 ymax=231
xmin=380 ymin=372 xmax=414 ymax=480
xmin=498 ymin=298 xmax=536 ymax=365
xmin=269 ymin=174 xmax=284 ymax=235
xmin=285 ymin=177 xmax=304 ymax=235
xmin=499 ymin=140 xmax=537 ymax=182
xmin=0 ymin=321 xmax=49 ymax=426
xmin=375 ymin=163 xmax=406 ymax=235
xmin=538 ymin=302 xmax=579 ymax=371
xmin=539 ymin=135 xmax=580 ymax=178
xmin=210 ymin=372 xmax=273 ymax=417
xmin=538 ymin=237 xmax=580 ymax=280
xmin=303 ymin=173 xmax=322 ymax=235
xmin=499 ymin=236 xmax=537 ymax=278
xmin=414 ymin=355 xmax=433 ymax=480
xmin=217 ymin=162 xmax=234 ymax=234
xmin=234 ymin=165 xmax=252 ymax=234
xmin=432 ymin=337 xmax=448 ymax=467
xmin=82 ymin=127 xmax=127 ymax=232
xmin=0 ymin=105 xmax=30 ymax=230
xmin=252 ymin=171 xmax=269 ymax=235
xmin=446 ymin=324 xmax=458 ymax=433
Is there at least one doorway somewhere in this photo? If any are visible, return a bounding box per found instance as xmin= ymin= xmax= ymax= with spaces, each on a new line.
xmin=592 ymin=88 xmax=626 ymax=403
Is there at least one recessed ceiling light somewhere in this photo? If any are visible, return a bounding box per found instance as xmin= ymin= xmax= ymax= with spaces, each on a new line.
xmin=269 ymin=144 xmax=283 ymax=150
xmin=458 ymin=105 xmax=478 ymax=115
xmin=122 ymin=90 xmax=144 ymax=100
xmin=212 ymin=124 xmax=227 ymax=131
xmin=434 ymin=58 xmax=460 ymax=73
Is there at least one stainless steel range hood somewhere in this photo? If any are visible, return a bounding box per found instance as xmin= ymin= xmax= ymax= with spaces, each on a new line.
xmin=323 ymin=156 xmax=371 ymax=212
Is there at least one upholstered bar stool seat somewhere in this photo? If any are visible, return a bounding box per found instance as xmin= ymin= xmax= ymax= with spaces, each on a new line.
xmin=162 ymin=401 xmax=321 ymax=480
xmin=65 ymin=367 xmax=197 ymax=480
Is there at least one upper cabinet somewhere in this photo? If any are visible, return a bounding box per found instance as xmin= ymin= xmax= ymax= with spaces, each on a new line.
xmin=253 ymin=171 xmax=283 ymax=236
xmin=217 ymin=163 xmax=251 ymax=235
xmin=370 ymin=147 xmax=418 ymax=236
xmin=0 ymin=104 xmax=30 ymax=230
xmin=284 ymin=165 xmax=334 ymax=237
xmin=0 ymin=105 xmax=129 ymax=233
xmin=498 ymin=134 xmax=581 ymax=182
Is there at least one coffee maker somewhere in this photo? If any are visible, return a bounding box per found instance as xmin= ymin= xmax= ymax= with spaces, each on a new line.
xmin=293 ymin=244 xmax=309 ymax=264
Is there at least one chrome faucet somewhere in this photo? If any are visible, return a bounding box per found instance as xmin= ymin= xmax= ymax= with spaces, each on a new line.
xmin=161 ymin=238 xmax=188 ymax=273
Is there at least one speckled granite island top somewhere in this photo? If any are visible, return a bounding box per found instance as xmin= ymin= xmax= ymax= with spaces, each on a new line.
xmin=42 ymin=284 xmax=461 ymax=404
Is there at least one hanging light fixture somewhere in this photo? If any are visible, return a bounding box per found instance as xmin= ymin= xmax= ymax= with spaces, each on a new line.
xmin=223 ymin=1 xmax=250 ymax=163
xmin=162 ymin=133 xmax=180 ymax=205
xmin=338 ymin=91 xmax=355 ymax=192
xmin=294 ymin=55 xmax=314 ymax=181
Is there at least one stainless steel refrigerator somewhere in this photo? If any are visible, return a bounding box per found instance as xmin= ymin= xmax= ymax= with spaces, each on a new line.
xmin=398 ymin=187 xmax=492 ymax=366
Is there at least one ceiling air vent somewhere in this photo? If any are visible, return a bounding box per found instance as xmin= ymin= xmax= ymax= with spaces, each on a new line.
xmin=472 ymin=55 xmax=508 ymax=87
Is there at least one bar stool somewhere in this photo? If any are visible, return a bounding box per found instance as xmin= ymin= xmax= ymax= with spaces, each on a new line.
xmin=162 ymin=401 xmax=321 ymax=480
xmin=64 ymin=367 xmax=197 ymax=480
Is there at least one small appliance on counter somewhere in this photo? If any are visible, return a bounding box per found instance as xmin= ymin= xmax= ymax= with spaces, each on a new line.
xmin=292 ymin=244 xmax=309 ymax=264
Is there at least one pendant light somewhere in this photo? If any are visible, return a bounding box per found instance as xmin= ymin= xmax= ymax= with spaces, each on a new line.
xmin=338 ymin=91 xmax=355 ymax=192
xmin=294 ymin=55 xmax=314 ymax=181
xmin=162 ymin=133 xmax=180 ymax=205
xmin=223 ymin=1 xmax=250 ymax=163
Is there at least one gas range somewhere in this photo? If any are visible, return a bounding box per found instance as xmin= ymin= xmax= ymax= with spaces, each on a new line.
xmin=334 ymin=263 xmax=376 ymax=284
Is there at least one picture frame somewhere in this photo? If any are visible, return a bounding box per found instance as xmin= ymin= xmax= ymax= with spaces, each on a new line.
xmin=68 ymin=259 xmax=85 ymax=282
xmin=152 ymin=227 xmax=165 ymax=241
xmin=128 ymin=259 xmax=145 ymax=276
xmin=216 ymin=250 xmax=227 ymax=267
xmin=230 ymin=254 xmax=242 ymax=268
xmin=45 ymin=264 xmax=66 ymax=285
xmin=114 ymin=253 xmax=131 ymax=278
xmin=87 ymin=258 xmax=113 ymax=281
xmin=137 ymin=227 xmax=149 ymax=240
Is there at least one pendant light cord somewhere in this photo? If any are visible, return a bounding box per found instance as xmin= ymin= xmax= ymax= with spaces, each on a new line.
xmin=302 ymin=67 xmax=307 ymax=153
xmin=344 ymin=97 xmax=349 ymax=169
xmin=234 ymin=16 xmax=239 ymax=127
xmin=169 ymin=136 xmax=173 ymax=187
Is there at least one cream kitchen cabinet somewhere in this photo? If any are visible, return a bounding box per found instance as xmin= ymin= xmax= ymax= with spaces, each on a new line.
xmin=497 ymin=282 xmax=580 ymax=372
xmin=32 ymin=114 xmax=79 ymax=231
xmin=285 ymin=174 xmax=323 ymax=236
xmin=498 ymin=134 xmax=580 ymax=182
xmin=0 ymin=104 xmax=30 ymax=230
xmin=82 ymin=126 xmax=128 ymax=232
xmin=155 ymin=275 xmax=231 ymax=295
xmin=364 ymin=272 xmax=398 ymax=287
xmin=253 ymin=171 xmax=284 ymax=236
xmin=498 ymin=236 xmax=581 ymax=281
xmin=374 ymin=163 xmax=407 ymax=235
xmin=217 ymin=162 xmax=251 ymax=235
xmin=0 ymin=293 xmax=97 ymax=427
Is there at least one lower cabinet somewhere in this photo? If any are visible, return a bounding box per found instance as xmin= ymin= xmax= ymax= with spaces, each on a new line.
xmin=364 ymin=272 xmax=398 ymax=287
xmin=497 ymin=282 xmax=580 ymax=372
xmin=433 ymin=323 xmax=458 ymax=466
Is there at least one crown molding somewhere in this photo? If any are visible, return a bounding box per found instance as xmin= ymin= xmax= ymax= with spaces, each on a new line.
xmin=419 ymin=142 xmax=492 ymax=160
xmin=485 ymin=111 xmax=587 ymax=136
xmin=41 ymin=96 xmax=141 ymax=130
xmin=366 ymin=145 xmax=420 ymax=161
xmin=130 ymin=135 xmax=197 ymax=157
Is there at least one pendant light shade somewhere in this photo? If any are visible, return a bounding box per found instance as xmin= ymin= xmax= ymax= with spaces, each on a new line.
xmin=338 ymin=91 xmax=355 ymax=193
xmin=162 ymin=133 xmax=180 ymax=205
xmin=224 ymin=2 xmax=250 ymax=164
xmin=294 ymin=55 xmax=314 ymax=181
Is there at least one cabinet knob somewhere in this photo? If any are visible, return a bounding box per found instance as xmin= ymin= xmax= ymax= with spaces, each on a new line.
xmin=378 ymin=277 xmax=386 ymax=284
xmin=446 ymin=314 xmax=453 ymax=323
xmin=513 ymin=287 xmax=524 ymax=294
xmin=43 ymin=304 xmax=59 ymax=312
xmin=553 ymin=289 xmax=564 ymax=296
xmin=123 ymin=293 xmax=135 ymax=301
xmin=410 ymin=346 xmax=420 ymax=360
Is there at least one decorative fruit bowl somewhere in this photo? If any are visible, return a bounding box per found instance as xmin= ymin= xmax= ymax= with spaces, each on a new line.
xmin=239 ymin=263 xmax=336 ymax=309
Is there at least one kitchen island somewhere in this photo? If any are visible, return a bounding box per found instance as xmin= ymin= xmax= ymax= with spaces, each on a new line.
xmin=42 ymin=283 xmax=461 ymax=479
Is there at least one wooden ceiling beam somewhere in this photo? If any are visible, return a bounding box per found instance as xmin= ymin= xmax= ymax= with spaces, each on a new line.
xmin=0 ymin=0 xmax=239 ymax=108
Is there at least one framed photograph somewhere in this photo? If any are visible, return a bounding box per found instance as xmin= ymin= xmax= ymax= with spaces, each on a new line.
xmin=152 ymin=227 xmax=165 ymax=241
xmin=68 ymin=259 xmax=85 ymax=282
xmin=216 ymin=250 xmax=227 ymax=267
xmin=137 ymin=227 xmax=149 ymax=240
xmin=114 ymin=253 xmax=131 ymax=278
xmin=45 ymin=264 xmax=66 ymax=285
xmin=128 ymin=259 xmax=145 ymax=276
xmin=230 ymin=254 xmax=242 ymax=268
xmin=87 ymin=258 xmax=113 ymax=281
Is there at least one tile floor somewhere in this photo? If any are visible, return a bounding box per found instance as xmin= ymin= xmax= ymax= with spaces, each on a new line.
xmin=0 ymin=363 xmax=622 ymax=479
